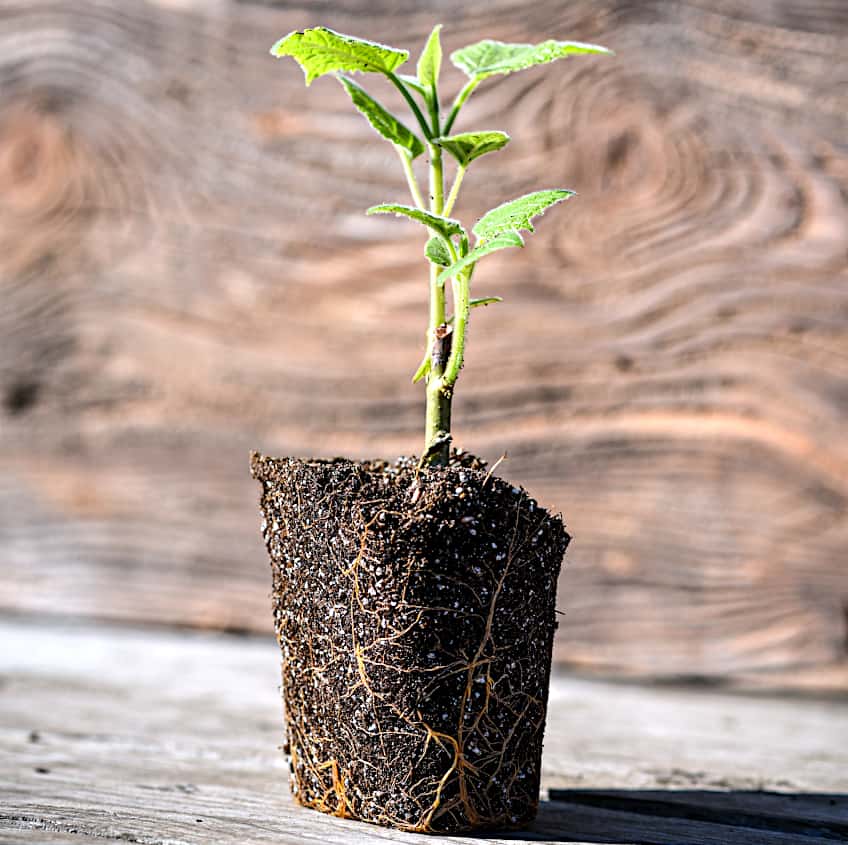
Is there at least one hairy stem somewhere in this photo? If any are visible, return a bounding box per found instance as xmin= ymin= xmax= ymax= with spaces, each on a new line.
xmin=443 ymin=165 xmax=466 ymax=217
xmin=443 ymin=77 xmax=480 ymax=135
xmin=429 ymin=263 xmax=446 ymax=331
xmin=428 ymin=142 xmax=445 ymax=213
xmin=443 ymin=269 xmax=470 ymax=387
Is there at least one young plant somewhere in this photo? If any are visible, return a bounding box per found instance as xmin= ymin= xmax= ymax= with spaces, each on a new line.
xmin=271 ymin=25 xmax=611 ymax=466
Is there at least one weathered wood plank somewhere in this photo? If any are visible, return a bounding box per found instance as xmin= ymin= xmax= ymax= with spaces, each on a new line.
xmin=0 ymin=0 xmax=847 ymax=688
xmin=1 ymin=619 xmax=846 ymax=845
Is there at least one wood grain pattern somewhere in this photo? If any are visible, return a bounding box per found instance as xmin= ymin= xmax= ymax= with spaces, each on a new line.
xmin=0 ymin=0 xmax=847 ymax=688
xmin=2 ymin=619 xmax=846 ymax=844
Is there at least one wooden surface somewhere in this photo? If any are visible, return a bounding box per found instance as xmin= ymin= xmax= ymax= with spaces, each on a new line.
xmin=2 ymin=618 xmax=847 ymax=845
xmin=1 ymin=0 xmax=847 ymax=688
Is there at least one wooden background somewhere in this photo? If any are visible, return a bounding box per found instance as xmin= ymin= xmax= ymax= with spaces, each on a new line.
xmin=1 ymin=0 xmax=846 ymax=691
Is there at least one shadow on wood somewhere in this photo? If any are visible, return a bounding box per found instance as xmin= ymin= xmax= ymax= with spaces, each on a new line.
xmin=501 ymin=790 xmax=848 ymax=844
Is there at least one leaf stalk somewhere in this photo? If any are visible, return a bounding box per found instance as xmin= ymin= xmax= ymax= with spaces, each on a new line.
xmin=386 ymin=71 xmax=433 ymax=139
xmin=443 ymin=164 xmax=466 ymax=216
xmin=397 ymin=148 xmax=425 ymax=209
xmin=443 ymin=77 xmax=480 ymax=134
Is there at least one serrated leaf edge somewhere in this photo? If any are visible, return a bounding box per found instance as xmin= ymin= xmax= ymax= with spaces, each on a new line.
xmin=366 ymin=203 xmax=465 ymax=239
xmin=449 ymin=38 xmax=612 ymax=80
xmin=472 ymin=189 xmax=575 ymax=240
xmin=270 ymin=27 xmax=409 ymax=85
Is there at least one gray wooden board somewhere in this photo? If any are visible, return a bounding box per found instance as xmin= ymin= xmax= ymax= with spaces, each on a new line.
xmin=1 ymin=618 xmax=846 ymax=844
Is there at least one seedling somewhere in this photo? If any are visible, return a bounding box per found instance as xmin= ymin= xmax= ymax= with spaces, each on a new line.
xmin=271 ymin=26 xmax=611 ymax=466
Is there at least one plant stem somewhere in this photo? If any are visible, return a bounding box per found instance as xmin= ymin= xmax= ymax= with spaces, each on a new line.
xmin=422 ymin=135 xmax=452 ymax=466
xmin=397 ymin=148 xmax=425 ymax=209
xmin=428 ymin=142 xmax=444 ymax=213
xmin=443 ymin=269 xmax=470 ymax=386
xmin=386 ymin=72 xmax=432 ymax=140
xmin=443 ymin=165 xmax=466 ymax=217
xmin=443 ymin=77 xmax=480 ymax=135
xmin=424 ymin=373 xmax=452 ymax=463
xmin=429 ymin=262 xmax=446 ymax=327
xmin=423 ymin=266 xmax=471 ymax=467
xmin=428 ymin=83 xmax=441 ymax=137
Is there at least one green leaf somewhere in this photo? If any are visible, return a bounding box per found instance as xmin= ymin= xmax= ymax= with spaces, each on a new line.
xmin=473 ymin=189 xmax=573 ymax=241
xmin=446 ymin=297 xmax=504 ymax=325
xmin=437 ymin=231 xmax=524 ymax=285
xmin=367 ymin=204 xmax=465 ymax=242
xmin=425 ymin=236 xmax=451 ymax=266
xmin=411 ymin=355 xmax=431 ymax=384
xmin=433 ymin=131 xmax=510 ymax=166
xmin=338 ymin=76 xmax=424 ymax=159
xmin=270 ymin=27 xmax=408 ymax=85
xmin=417 ymin=25 xmax=442 ymax=93
xmin=451 ymin=38 xmax=611 ymax=80
xmin=470 ymin=296 xmax=503 ymax=308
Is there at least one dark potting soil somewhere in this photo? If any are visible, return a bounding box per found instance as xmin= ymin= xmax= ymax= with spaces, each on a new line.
xmin=251 ymin=450 xmax=569 ymax=834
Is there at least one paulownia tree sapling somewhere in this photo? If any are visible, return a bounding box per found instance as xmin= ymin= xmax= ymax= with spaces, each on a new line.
xmin=255 ymin=25 xmax=612 ymax=834
xmin=270 ymin=26 xmax=611 ymax=466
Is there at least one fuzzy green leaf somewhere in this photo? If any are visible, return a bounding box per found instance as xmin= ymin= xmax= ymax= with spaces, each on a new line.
xmin=338 ymin=76 xmax=424 ymax=159
xmin=433 ymin=131 xmax=510 ymax=166
xmin=425 ymin=236 xmax=451 ymax=266
xmin=270 ymin=27 xmax=408 ymax=85
xmin=446 ymin=297 xmax=504 ymax=325
xmin=451 ymin=38 xmax=610 ymax=81
xmin=367 ymin=204 xmax=465 ymax=241
xmin=436 ymin=231 xmax=524 ymax=285
xmin=473 ymin=189 xmax=573 ymax=241
xmin=417 ymin=25 xmax=442 ymax=93
xmin=411 ymin=355 xmax=431 ymax=383
xmin=470 ymin=296 xmax=503 ymax=308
